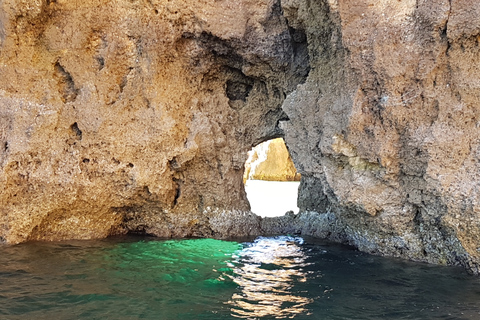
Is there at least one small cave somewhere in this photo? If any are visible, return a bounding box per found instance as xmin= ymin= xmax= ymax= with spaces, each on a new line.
xmin=70 ymin=122 xmax=82 ymax=139
xmin=243 ymin=138 xmax=301 ymax=217
xmin=54 ymin=61 xmax=79 ymax=103
xmin=226 ymin=79 xmax=253 ymax=102
xmin=225 ymin=68 xmax=255 ymax=110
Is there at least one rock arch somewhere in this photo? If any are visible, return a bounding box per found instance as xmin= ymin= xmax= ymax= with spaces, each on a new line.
xmin=1 ymin=0 xmax=480 ymax=274
xmin=243 ymin=138 xmax=301 ymax=218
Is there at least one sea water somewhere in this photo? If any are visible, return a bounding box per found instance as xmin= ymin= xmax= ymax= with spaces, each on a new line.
xmin=1 ymin=235 xmax=479 ymax=319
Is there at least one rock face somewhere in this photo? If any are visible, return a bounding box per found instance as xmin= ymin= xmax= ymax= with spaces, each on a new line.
xmin=243 ymin=138 xmax=300 ymax=182
xmin=2 ymin=0 xmax=480 ymax=274
xmin=282 ymin=0 xmax=480 ymax=274
xmin=0 ymin=0 xmax=308 ymax=243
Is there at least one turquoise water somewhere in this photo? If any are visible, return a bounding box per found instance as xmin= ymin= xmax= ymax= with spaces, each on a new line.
xmin=1 ymin=236 xmax=480 ymax=319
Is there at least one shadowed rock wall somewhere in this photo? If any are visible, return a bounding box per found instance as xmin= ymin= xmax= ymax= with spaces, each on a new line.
xmin=282 ymin=0 xmax=480 ymax=273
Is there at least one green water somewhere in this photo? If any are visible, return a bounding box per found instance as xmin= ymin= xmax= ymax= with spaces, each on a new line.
xmin=1 ymin=236 xmax=480 ymax=319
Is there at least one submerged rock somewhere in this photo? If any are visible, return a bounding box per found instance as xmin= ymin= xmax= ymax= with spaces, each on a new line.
xmin=1 ymin=0 xmax=480 ymax=274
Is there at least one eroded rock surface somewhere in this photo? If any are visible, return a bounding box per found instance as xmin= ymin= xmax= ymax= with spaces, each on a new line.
xmin=2 ymin=0 xmax=480 ymax=274
xmin=282 ymin=0 xmax=480 ymax=273
xmin=0 ymin=0 xmax=307 ymax=243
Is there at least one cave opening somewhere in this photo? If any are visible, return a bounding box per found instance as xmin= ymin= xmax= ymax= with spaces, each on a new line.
xmin=243 ymin=138 xmax=301 ymax=217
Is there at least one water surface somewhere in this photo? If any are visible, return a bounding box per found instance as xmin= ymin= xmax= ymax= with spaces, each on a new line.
xmin=1 ymin=236 xmax=479 ymax=319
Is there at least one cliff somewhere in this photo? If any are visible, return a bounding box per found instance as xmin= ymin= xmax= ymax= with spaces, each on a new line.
xmin=243 ymin=138 xmax=300 ymax=182
xmin=1 ymin=0 xmax=480 ymax=274
xmin=282 ymin=0 xmax=480 ymax=274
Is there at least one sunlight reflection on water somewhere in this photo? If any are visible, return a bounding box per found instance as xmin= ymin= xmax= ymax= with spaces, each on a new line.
xmin=1 ymin=236 xmax=480 ymax=319
xmin=228 ymin=236 xmax=313 ymax=318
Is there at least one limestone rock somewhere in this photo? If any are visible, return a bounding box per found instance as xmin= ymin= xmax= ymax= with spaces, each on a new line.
xmin=243 ymin=138 xmax=300 ymax=182
xmin=0 ymin=0 xmax=308 ymax=243
xmin=282 ymin=0 xmax=480 ymax=273
xmin=2 ymin=0 xmax=480 ymax=275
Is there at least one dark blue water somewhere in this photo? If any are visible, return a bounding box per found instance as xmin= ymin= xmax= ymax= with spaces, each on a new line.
xmin=0 ymin=235 xmax=479 ymax=319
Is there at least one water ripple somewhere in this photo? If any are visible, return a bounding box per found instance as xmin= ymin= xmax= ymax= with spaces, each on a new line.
xmin=228 ymin=236 xmax=313 ymax=319
xmin=0 ymin=236 xmax=480 ymax=319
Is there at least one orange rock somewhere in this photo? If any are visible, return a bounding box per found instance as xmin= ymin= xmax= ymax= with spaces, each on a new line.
xmin=244 ymin=138 xmax=300 ymax=182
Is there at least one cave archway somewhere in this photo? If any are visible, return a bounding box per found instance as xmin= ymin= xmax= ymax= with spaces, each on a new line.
xmin=243 ymin=138 xmax=301 ymax=217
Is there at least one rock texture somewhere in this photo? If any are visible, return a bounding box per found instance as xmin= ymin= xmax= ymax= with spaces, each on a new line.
xmin=243 ymin=138 xmax=300 ymax=182
xmin=2 ymin=0 xmax=480 ymax=274
xmin=0 ymin=0 xmax=307 ymax=243
xmin=282 ymin=0 xmax=480 ymax=273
